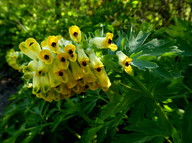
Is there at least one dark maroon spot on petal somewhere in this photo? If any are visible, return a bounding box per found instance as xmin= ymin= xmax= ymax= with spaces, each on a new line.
xmin=58 ymin=71 xmax=63 ymax=76
xmin=29 ymin=42 xmax=34 ymax=46
xmin=96 ymin=67 xmax=102 ymax=72
xmin=73 ymin=32 xmax=78 ymax=37
xmin=71 ymin=54 xmax=74 ymax=57
xmin=85 ymin=85 xmax=89 ymax=89
xmin=39 ymin=71 xmax=42 ymax=75
xmin=68 ymin=49 xmax=73 ymax=55
xmin=125 ymin=62 xmax=129 ymax=67
xmin=61 ymin=57 xmax=65 ymax=62
xmin=55 ymin=85 xmax=60 ymax=88
xmin=51 ymin=42 xmax=56 ymax=47
xmin=108 ymin=39 xmax=112 ymax=44
xmin=44 ymin=55 xmax=49 ymax=60
xmin=82 ymin=61 xmax=87 ymax=66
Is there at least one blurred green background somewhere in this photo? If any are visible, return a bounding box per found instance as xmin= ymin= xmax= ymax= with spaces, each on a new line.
xmin=0 ymin=0 xmax=192 ymax=143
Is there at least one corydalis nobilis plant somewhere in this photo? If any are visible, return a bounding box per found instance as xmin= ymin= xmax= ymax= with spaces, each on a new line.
xmin=17 ymin=25 xmax=133 ymax=102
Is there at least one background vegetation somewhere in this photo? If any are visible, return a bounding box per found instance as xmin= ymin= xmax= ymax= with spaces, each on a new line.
xmin=0 ymin=0 xmax=192 ymax=142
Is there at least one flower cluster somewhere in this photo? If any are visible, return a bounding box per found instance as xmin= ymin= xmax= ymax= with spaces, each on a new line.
xmin=6 ymin=49 xmax=26 ymax=71
xmin=19 ymin=26 xmax=118 ymax=102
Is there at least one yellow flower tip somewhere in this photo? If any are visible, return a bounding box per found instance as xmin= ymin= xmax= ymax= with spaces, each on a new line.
xmin=41 ymin=40 xmax=47 ymax=47
xmin=64 ymin=44 xmax=76 ymax=54
xmin=89 ymin=32 xmax=117 ymax=51
xmin=125 ymin=65 xmax=133 ymax=74
xmin=19 ymin=42 xmax=37 ymax=59
xmin=116 ymin=51 xmax=133 ymax=74
xmin=95 ymin=68 xmax=111 ymax=88
xmin=77 ymin=47 xmax=90 ymax=69
xmin=25 ymin=38 xmax=41 ymax=53
xmin=39 ymin=49 xmax=53 ymax=64
xmin=64 ymin=44 xmax=77 ymax=62
xmin=56 ymin=52 xmax=69 ymax=69
xmin=56 ymin=70 xmax=68 ymax=83
xmin=108 ymin=43 xmax=118 ymax=51
xmin=69 ymin=25 xmax=81 ymax=42
xmin=47 ymin=36 xmax=60 ymax=53
xmin=25 ymin=38 xmax=37 ymax=48
xmin=106 ymin=33 xmax=114 ymax=43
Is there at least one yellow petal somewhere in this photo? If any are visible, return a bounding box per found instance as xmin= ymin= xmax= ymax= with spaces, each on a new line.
xmin=125 ymin=65 xmax=133 ymax=75
xmin=25 ymin=38 xmax=41 ymax=54
xmin=69 ymin=25 xmax=81 ymax=42
xmin=19 ymin=42 xmax=38 ymax=59
xmin=47 ymin=36 xmax=60 ymax=53
xmin=70 ymin=61 xmax=84 ymax=80
xmin=56 ymin=52 xmax=69 ymax=69
xmin=108 ymin=43 xmax=117 ymax=51
xmin=39 ymin=49 xmax=53 ymax=64
xmin=65 ymin=69 xmax=77 ymax=89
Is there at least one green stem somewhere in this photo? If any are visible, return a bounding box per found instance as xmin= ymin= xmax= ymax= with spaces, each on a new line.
xmin=120 ymin=82 xmax=142 ymax=94
xmin=24 ymin=123 xmax=52 ymax=131
xmin=80 ymin=113 xmax=92 ymax=123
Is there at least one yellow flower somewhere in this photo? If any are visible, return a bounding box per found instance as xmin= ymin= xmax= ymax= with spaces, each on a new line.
xmin=65 ymin=69 xmax=77 ymax=89
xmin=83 ymin=67 xmax=97 ymax=83
xmin=89 ymin=33 xmax=117 ymax=51
xmin=47 ymin=36 xmax=60 ymax=53
xmin=86 ymin=48 xmax=104 ymax=71
xmin=19 ymin=42 xmax=38 ymax=60
xmin=94 ymin=67 xmax=111 ymax=89
xmin=39 ymin=49 xmax=53 ymax=64
xmin=77 ymin=46 xmax=90 ymax=73
xmin=55 ymin=69 xmax=68 ymax=83
xmin=64 ymin=44 xmax=77 ymax=62
xmin=116 ymin=51 xmax=133 ymax=74
xmin=69 ymin=25 xmax=81 ymax=42
xmin=56 ymin=52 xmax=69 ymax=69
xmin=70 ymin=61 xmax=84 ymax=80
xmin=25 ymin=38 xmax=41 ymax=55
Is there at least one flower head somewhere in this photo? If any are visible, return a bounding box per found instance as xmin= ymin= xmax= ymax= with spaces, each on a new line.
xmin=56 ymin=52 xmax=69 ymax=69
xmin=89 ymin=32 xmax=117 ymax=51
xmin=25 ymin=38 xmax=41 ymax=54
xmin=69 ymin=25 xmax=81 ymax=43
xmin=64 ymin=44 xmax=77 ymax=62
xmin=77 ymin=46 xmax=90 ymax=73
xmin=116 ymin=51 xmax=133 ymax=74
xmin=47 ymin=36 xmax=60 ymax=53
xmin=19 ymin=42 xmax=38 ymax=60
xmin=39 ymin=49 xmax=53 ymax=64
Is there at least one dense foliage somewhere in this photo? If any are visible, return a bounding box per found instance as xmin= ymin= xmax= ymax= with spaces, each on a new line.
xmin=0 ymin=0 xmax=192 ymax=143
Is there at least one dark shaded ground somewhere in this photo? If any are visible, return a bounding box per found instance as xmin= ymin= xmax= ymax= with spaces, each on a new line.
xmin=0 ymin=69 xmax=22 ymax=116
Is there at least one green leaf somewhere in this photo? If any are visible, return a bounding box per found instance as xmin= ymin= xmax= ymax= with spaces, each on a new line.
xmin=182 ymin=103 xmax=192 ymax=143
xmin=81 ymin=125 xmax=103 ymax=143
xmin=112 ymin=133 xmax=157 ymax=143
xmin=131 ymin=59 xmax=159 ymax=70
